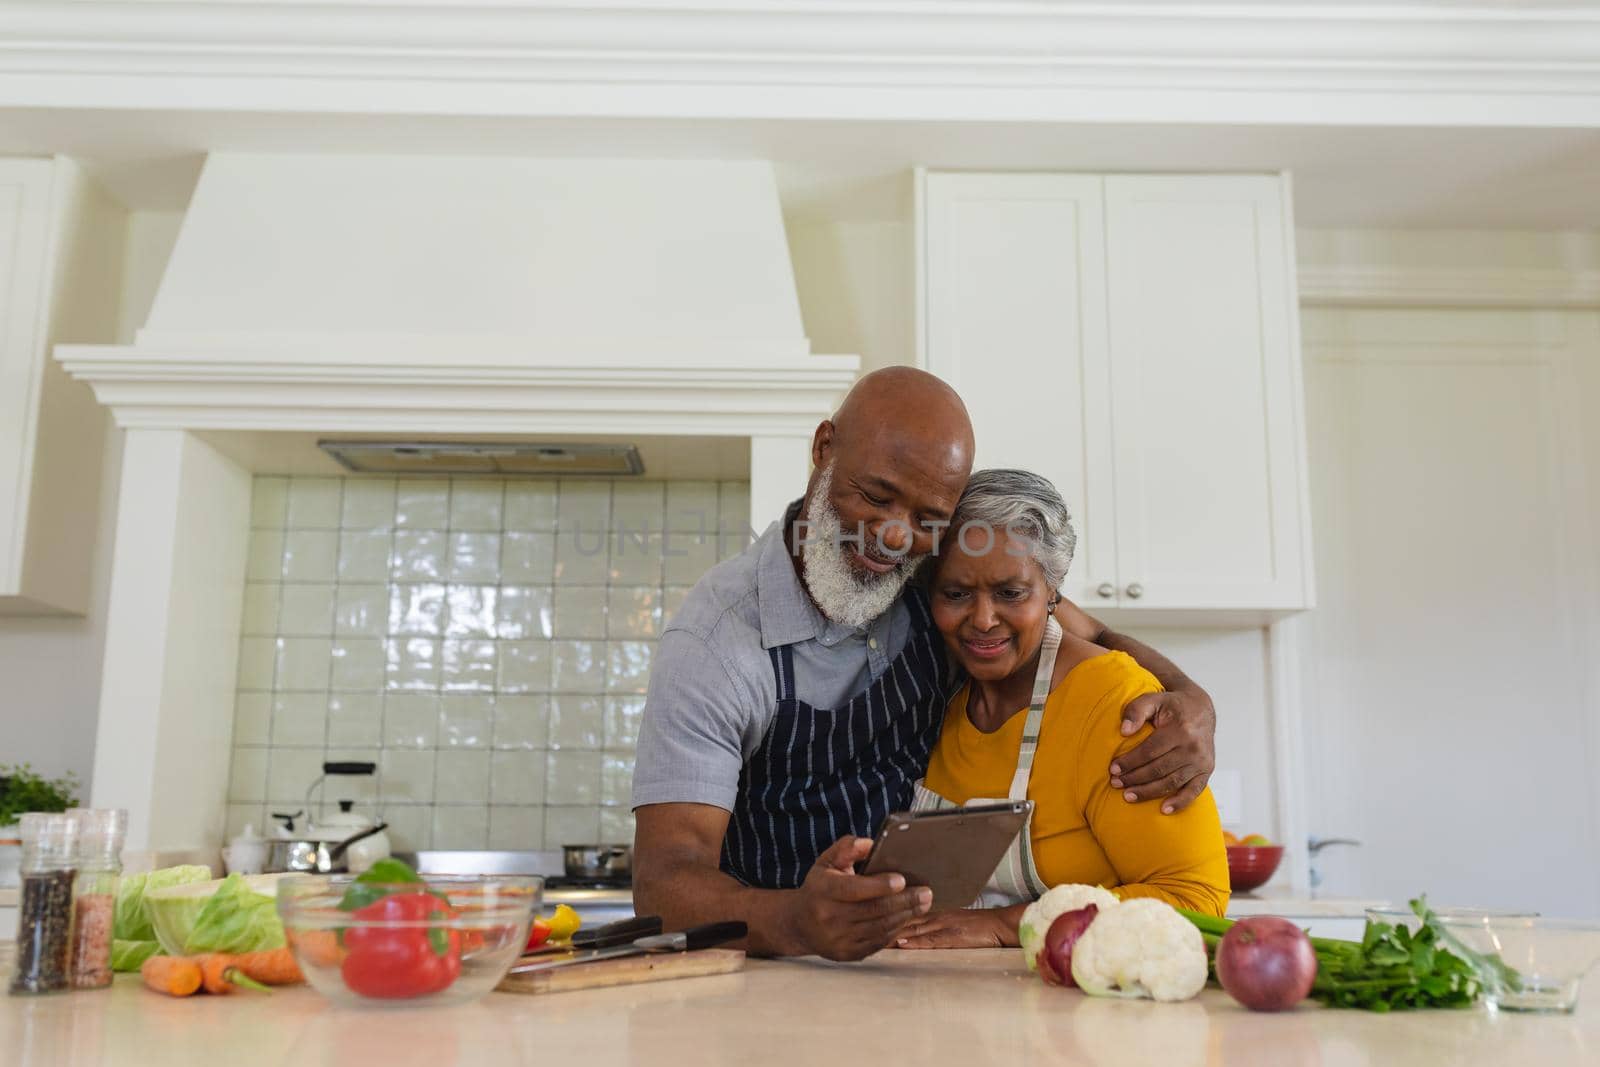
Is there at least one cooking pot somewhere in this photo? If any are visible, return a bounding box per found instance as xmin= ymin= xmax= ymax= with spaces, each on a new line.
xmin=562 ymin=843 xmax=632 ymax=883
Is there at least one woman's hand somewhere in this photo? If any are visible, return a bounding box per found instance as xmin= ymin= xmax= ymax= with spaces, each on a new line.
xmin=893 ymin=908 xmax=1019 ymax=950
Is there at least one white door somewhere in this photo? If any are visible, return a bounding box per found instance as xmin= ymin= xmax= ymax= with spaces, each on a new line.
xmin=1299 ymin=307 xmax=1600 ymax=918
xmin=921 ymin=173 xmax=1117 ymax=608
xmin=1103 ymin=176 xmax=1310 ymax=611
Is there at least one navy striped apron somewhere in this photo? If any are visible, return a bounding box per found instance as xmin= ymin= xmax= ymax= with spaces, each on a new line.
xmin=720 ymin=588 xmax=950 ymax=890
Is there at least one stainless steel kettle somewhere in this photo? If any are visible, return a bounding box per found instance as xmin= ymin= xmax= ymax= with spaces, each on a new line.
xmin=267 ymin=761 xmax=391 ymax=874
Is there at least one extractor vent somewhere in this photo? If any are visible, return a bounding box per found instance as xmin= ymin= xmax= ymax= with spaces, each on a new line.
xmin=319 ymin=441 xmax=645 ymax=477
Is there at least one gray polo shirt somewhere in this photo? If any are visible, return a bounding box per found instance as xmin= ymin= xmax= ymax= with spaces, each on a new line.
xmin=631 ymin=500 xmax=917 ymax=812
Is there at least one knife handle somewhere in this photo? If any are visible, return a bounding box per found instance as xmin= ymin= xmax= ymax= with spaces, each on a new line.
xmin=681 ymin=921 xmax=748 ymax=951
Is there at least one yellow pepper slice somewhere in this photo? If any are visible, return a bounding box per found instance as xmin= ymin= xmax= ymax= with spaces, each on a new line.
xmin=545 ymin=903 xmax=582 ymax=943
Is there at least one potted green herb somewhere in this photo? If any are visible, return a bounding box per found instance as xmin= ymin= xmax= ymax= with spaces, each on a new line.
xmin=0 ymin=763 xmax=81 ymax=888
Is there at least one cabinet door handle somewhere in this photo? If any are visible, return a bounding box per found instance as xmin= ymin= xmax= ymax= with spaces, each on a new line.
xmin=1096 ymin=582 xmax=1115 ymax=599
xmin=1125 ymin=582 xmax=1144 ymax=600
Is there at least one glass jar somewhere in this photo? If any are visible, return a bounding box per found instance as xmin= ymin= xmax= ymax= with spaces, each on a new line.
xmin=9 ymin=812 xmax=79 ymax=995
xmin=67 ymin=809 xmax=126 ymax=990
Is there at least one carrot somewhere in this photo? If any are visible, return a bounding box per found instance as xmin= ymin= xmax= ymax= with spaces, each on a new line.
xmin=291 ymin=929 xmax=345 ymax=969
xmin=140 ymin=956 xmax=202 ymax=997
xmin=195 ymin=953 xmax=272 ymax=995
xmin=227 ymin=947 xmax=304 ymax=986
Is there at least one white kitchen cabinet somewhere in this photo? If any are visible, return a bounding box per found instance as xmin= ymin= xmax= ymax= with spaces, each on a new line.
xmin=919 ymin=171 xmax=1313 ymax=620
xmin=0 ymin=158 xmax=126 ymax=615
xmin=919 ymin=174 xmax=1116 ymax=608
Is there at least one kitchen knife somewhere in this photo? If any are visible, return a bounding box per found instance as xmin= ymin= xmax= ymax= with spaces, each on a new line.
xmin=507 ymin=921 xmax=747 ymax=975
xmin=520 ymin=915 xmax=663 ymax=958
xmin=572 ymin=914 xmax=662 ymax=949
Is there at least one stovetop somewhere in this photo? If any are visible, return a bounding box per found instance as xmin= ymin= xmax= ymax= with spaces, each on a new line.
xmin=543 ymin=876 xmax=632 ymax=891
xmin=406 ymin=850 xmax=634 ymax=911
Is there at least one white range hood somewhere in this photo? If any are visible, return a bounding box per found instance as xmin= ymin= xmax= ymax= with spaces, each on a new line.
xmin=63 ymin=153 xmax=857 ymax=435
xmin=56 ymin=152 xmax=857 ymax=859
xmin=140 ymin=153 xmax=816 ymax=366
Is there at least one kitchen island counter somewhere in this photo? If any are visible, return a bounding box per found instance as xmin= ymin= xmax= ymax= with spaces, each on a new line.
xmin=3 ymin=947 xmax=1594 ymax=1066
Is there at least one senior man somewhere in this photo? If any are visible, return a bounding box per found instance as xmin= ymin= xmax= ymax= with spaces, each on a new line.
xmin=632 ymin=368 xmax=1218 ymax=960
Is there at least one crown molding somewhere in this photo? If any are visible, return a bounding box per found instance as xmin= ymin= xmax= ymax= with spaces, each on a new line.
xmin=1297 ymin=264 xmax=1600 ymax=308
xmin=2 ymin=2 xmax=1599 ymax=125
xmin=53 ymin=342 xmax=861 ymax=434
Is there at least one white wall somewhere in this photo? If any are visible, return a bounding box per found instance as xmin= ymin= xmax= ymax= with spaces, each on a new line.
xmin=1575 ymin=314 xmax=1600 ymax=735
xmin=1293 ymin=229 xmax=1600 ymax=913
xmin=0 ymin=209 xmax=183 ymax=789
xmin=116 ymin=211 xmax=186 ymax=344
xmin=1294 ymin=305 xmax=1600 ymax=914
xmin=1297 ymin=229 xmax=1600 ymax=277
xmin=788 ymin=218 xmax=914 ymax=375
xmin=0 ymin=434 xmax=120 ymax=789
xmin=1121 ymin=626 xmax=1279 ymax=838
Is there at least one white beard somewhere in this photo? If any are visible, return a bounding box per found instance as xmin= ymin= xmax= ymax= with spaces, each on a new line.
xmin=799 ymin=463 xmax=918 ymax=629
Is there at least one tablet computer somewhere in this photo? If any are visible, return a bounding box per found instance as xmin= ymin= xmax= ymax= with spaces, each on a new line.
xmin=859 ymin=801 xmax=1033 ymax=912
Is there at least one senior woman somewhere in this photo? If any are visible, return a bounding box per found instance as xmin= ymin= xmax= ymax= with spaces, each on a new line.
xmin=896 ymin=469 xmax=1229 ymax=949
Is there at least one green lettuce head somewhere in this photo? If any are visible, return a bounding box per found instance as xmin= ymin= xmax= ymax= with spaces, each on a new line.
xmin=113 ymin=865 xmax=212 ymax=944
xmin=110 ymin=939 xmax=163 ymax=972
xmin=146 ymin=873 xmax=288 ymax=956
xmin=110 ymin=864 xmax=213 ymax=972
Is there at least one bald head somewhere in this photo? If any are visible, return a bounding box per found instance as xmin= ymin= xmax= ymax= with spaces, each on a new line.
xmin=830 ymin=367 xmax=974 ymax=469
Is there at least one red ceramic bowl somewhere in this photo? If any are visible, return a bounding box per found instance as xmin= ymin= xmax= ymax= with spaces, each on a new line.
xmin=1226 ymin=845 xmax=1284 ymax=893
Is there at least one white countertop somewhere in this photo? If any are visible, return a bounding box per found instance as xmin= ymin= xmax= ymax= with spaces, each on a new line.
xmin=2 ymin=947 xmax=1595 ymax=1066
xmin=1228 ymin=891 xmax=1387 ymax=917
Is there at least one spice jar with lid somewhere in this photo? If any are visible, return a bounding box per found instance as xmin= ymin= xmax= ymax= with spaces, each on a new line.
xmin=67 ymin=808 xmax=126 ymax=990
xmin=9 ymin=812 xmax=79 ymax=995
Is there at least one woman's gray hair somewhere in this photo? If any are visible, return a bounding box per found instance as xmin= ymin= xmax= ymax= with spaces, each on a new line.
xmin=947 ymin=469 xmax=1077 ymax=590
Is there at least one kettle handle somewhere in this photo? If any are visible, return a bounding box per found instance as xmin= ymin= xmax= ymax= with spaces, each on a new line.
xmin=327 ymin=821 xmax=388 ymax=862
xmin=323 ymin=761 xmax=376 ymax=776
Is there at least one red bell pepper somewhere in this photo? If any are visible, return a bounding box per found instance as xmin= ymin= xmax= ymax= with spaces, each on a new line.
xmin=525 ymin=917 xmax=553 ymax=952
xmin=341 ymin=891 xmax=462 ymax=999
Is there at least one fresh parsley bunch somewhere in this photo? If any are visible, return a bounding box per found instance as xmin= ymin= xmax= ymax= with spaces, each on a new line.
xmin=1310 ymin=898 xmax=1496 ymax=1011
xmin=0 ymin=763 xmax=80 ymax=826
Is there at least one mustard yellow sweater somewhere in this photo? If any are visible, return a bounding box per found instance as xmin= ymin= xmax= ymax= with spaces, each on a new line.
xmin=923 ymin=650 xmax=1230 ymax=916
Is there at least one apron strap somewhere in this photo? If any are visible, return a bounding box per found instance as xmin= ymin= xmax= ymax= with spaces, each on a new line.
xmin=991 ymin=616 xmax=1062 ymax=902
xmin=768 ymin=644 xmax=798 ymax=703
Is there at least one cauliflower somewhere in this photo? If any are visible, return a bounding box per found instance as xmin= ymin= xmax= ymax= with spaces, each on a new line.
xmin=1068 ymin=898 xmax=1209 ymax=1002
xmin=1018 ymin=883 xmax=1121 ymax=972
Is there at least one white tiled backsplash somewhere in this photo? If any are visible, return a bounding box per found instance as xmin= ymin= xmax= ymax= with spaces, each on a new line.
xmin=227 ymin=475 xmax=751 ymax=852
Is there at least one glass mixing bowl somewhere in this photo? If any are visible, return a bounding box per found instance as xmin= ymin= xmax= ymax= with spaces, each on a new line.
xmin=1436 ymin=915 xmax=1600 ymax=1013
xmin=1363 ymin=905 xmax=1537 ymax=934
xmin=277 ymin=874 xmax=540 ymax=1008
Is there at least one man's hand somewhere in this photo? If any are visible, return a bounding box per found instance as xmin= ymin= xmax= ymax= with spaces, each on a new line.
xmin=893 ymin=906 xmax=1020 ymax=950
xmin=1051 ymin=603 xmax=1218 ymax=815
xmin=784 ymin=837 xmax=933 ymax=961
xmin=1111 ymin=688 xmax=1217 ymax=814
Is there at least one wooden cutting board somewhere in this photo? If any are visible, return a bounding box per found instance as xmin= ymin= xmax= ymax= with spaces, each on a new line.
xmin=496 ymin=948 xmax=746 ymax=995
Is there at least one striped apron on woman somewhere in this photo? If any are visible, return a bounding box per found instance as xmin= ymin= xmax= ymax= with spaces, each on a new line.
xmin=912 ymin=615 xmax=1064 ymax=906
xmin=720 ymin=588 xmax=950 ymax=890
